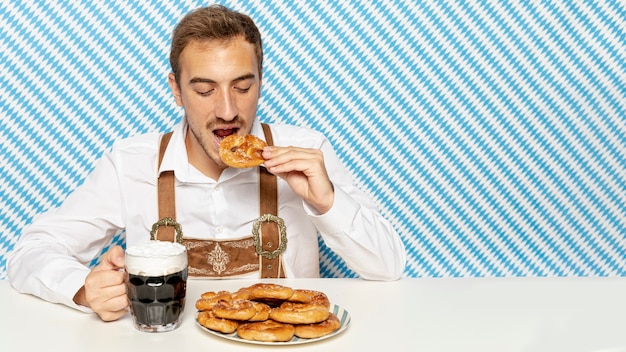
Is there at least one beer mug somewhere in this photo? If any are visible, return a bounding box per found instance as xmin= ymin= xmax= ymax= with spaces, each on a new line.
xmin=124 ymin=240 xmax=188 ymax=332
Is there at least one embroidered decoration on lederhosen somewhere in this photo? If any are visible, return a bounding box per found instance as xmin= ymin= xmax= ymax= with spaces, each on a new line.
xmin=150 ymin=123 xmax=286 ymax=278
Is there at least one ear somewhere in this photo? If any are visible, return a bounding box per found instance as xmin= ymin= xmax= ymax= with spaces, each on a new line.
xmin=168 ymin=73 xmax=183 ymax=107
xmin=258 ymin=79 xmax=262 ymax=99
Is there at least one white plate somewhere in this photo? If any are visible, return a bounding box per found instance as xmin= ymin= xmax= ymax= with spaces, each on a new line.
xmin=196 ymin=303 xmax=351 ymax=345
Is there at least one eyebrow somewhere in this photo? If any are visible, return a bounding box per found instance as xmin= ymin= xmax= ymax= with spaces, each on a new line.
xmin=189 ymin=73 xmax=256 ymax=84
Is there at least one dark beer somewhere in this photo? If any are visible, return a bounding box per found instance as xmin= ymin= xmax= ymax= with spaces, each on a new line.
xmin=125 ymin=240 xmax=188 ymax=332
xmin=126 ymin=269 xmax=187 ymax=331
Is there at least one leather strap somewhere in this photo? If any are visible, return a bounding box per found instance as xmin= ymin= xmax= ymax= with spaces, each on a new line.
xmin=155 ymin=124 xmax=285 ymax=278
xmin=156 ymin=132 xmax=175 ymax=242
xmin=259 ymin=123 xmax=285 ymax=278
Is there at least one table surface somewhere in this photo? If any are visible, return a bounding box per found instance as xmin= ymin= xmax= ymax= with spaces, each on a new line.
xmin=1 ymin=277 xmax=626 ymax=352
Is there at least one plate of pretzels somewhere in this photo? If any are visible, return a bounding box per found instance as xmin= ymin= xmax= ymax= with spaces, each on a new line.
xmin=195 ymin=283 xmax=351 ymax=345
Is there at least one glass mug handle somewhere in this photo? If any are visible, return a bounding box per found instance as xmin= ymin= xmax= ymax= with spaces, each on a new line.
xmin=149 ymin=217 xmax=184 ymax=244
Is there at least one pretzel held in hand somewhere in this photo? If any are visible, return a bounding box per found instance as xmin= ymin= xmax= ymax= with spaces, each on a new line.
xmin=219 ymin=134 xmax=266 ymax=168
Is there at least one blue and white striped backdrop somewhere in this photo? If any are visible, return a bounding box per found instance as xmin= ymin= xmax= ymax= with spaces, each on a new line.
xmin=1 ymin=1 xmax=625 ymax=279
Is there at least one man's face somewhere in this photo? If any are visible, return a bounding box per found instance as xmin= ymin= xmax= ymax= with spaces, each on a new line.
xmin=169 ymin=36 xmax=261 ymax=171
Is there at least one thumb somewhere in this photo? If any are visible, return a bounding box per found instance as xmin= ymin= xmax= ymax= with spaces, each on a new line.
xmin=95 ymin=245 xmax=125 ymax=271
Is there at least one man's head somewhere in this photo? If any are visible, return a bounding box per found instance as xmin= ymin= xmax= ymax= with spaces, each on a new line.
xmin=170 ymin=5 xmax=263 ymax=85
xmin=167 ymin=5 xmax=264 ymax=177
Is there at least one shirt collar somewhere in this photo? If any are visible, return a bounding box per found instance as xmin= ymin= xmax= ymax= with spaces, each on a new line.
xmin=157 ymin=119 xmax=187 ymax=177
xmin=157 ymin=118 xmax=266 ymax=182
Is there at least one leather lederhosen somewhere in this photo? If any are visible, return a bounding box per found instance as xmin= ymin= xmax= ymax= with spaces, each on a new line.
xmin=150 ymin=123 xmax=286 ymax=278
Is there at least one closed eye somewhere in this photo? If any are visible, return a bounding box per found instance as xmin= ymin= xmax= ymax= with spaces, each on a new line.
xmin=235 ymin=86 xmax=251 ymax=93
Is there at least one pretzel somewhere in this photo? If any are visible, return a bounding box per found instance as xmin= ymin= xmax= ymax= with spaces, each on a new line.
xmin=197 ymin=310 xmax=239 ymax=334
xmin=219 ymin=134 xmax=266 ymax=168
xmin=294 ymin=313 xmax=341 ymax=338
xmin=197 ymin=283 xmax=341 ymax=342
xmin=287 ymin=289 xmax=330 ymax=309
xmin=196 ymin=290 xmax=250 ymax=311
xmin=249 ymin=301 xmax=271 ymax=321
xmin=212 ymin=299 xmax=257 ymax=321
xmin=245 ymin=283 xmax=294 ymax=302
xmin=269 ymin=301 xmax=330 ymax=324
xmin=237 ymin=319 xmax=295 ymax=342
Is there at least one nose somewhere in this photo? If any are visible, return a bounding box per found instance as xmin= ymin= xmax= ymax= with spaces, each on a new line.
xmin=215 ymin=89 xmax=238 ymax=121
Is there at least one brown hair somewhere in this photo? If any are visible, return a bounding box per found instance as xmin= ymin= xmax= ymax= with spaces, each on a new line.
xmin=169 ymin=5 xmax=263 ymax=84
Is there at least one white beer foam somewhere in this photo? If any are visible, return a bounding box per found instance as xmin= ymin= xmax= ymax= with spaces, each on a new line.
xmin=125 ymin=240 xmax=187 ymax=276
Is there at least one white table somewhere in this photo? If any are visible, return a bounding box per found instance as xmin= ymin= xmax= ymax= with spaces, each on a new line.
xmin=1 ymin=277 xmax=626 ymax=352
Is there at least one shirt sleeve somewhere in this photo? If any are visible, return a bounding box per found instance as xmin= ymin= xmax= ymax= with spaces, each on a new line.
xmin=6 ymin=151 xmax=125 ymax=311
xmin=303 ymin=138 xmax=407 ymax=281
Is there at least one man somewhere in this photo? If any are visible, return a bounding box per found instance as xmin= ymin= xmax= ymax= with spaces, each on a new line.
xmin=7 ymin=5 xmax=406 ymax=322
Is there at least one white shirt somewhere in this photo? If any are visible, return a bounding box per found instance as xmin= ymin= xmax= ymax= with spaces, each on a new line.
xmin=7 ymin=119 xmax=406 ymax=310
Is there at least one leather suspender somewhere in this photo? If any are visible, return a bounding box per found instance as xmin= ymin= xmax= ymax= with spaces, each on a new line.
xmin=154 ymin=132 xmax=176 ymax=242
xmin=258 ymin=123 xmax=285 ymax=278
xmin=153 ymin=124 xmax=285 ymax=278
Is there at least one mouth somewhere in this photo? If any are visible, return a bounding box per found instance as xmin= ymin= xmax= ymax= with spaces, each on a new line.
xmin=213 ymin=127 xmax=239 ymax=144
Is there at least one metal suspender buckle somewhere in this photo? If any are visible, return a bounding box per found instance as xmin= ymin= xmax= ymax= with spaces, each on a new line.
xmin=149 ymin=217 xmax=184 ymax=244
xmin=252 ymin=213 xmax=287 ymax=259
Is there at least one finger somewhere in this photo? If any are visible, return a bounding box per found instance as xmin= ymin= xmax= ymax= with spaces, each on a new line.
xmin=265 ymin=159 xmax=309 ymax=175
xmin=90 ymin=286 xmax=128 ymax=309
xmin=267 ymin=156 xmax=326 ymax=178
xmin=85 ymin=268 xmax=126 ymax=293
xmin=94 ymin=246 xmax=125 ymax=272
xmin=263 ymin=146 xmax=318 ymax=164
xmin=96 ymin=279 xmax=127 ymax=297
xmin=86 ymin=280 xmax=129 ymax=321
xmin=94 ymin=295 xmax=129 ymax=322
xmin=98 ymin=308 xmax=129 ymax=322
xmin=265 ymin=149 xmax=321 ymax=171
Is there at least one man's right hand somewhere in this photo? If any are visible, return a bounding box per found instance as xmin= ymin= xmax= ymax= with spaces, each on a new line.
xmin=73 ymin=245 xmax=128 ymax=322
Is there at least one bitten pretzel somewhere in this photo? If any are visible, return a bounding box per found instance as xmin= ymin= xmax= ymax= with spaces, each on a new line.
xmin=219 ymin=134 xmax=266 ymax=168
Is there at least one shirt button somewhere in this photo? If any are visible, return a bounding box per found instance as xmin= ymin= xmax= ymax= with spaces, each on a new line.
xmin=216 ymin=226 xmax=223 ymax=233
